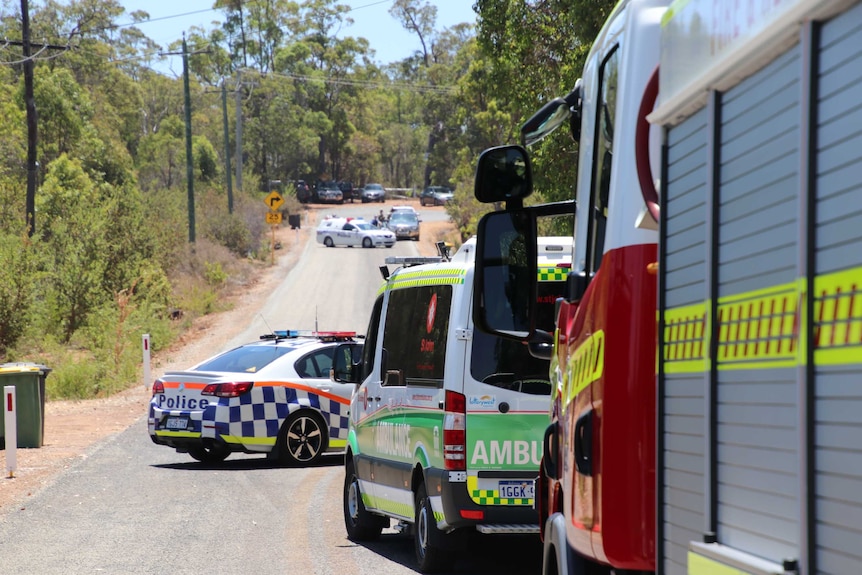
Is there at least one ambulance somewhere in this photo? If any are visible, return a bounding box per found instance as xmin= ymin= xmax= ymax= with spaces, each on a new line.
xmin=333 ymin=236 xmax=570 ymax=572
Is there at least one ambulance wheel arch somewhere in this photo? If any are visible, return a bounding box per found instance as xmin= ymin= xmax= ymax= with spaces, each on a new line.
xmin=276 ymin=408 xmax=329 ymax=466
xmin=343 ymin=457 xmax=388 ymax=541
xmin=414 ymin=482 xmax=457 ymax=573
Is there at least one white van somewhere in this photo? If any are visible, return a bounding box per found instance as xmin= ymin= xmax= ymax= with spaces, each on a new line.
xmin=333 ymin=237 xmax=570 ymax=572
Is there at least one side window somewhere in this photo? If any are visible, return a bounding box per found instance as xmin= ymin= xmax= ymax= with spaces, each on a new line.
xmin=360 ymin=296 xmax=384 ymax=381
xmin=383 ymin=285 xmax=451 ymax=387
xmin=587 ymin=46 xmax=619 ymax=273
xmin=294 ymin=347 xmax=334 ymax=378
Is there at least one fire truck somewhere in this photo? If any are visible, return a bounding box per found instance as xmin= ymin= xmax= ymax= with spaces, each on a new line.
xmin=470 ymin=1 xmax=862 ymax=574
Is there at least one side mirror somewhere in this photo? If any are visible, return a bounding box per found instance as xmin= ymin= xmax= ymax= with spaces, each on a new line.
xmin=473 ymin=209 xmax=537 ymax=340
xmin=474 ymin=145 xmax=533 ymax=204
xmin=520 ymin=79 xmax=583 ymax=146
xmin=331 ymin=343 xmax=363 ymax=383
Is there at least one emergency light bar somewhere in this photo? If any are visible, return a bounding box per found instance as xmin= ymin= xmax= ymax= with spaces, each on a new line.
xmin=260 ymin=330 xmax=358 ymax=341
xmin=384 ymin=256 xmax=443 ymax=266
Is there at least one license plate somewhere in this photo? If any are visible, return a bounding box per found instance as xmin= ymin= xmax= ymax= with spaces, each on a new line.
xmin=499 ymin=481 xmax=535 ymax=499
xmin=164 ymin=416 xmax=189 ymax=430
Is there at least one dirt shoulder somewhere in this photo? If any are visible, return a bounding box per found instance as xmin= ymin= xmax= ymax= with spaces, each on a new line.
xmin=0 ymin=201 xmax=457 ymax=513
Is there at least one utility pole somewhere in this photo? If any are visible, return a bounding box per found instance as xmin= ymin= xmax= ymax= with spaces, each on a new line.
xmin=160 ymin=38 xmax=211 ymax=243
xmin=181 ymin=36 xmax=195 ymax=243
xmin=221 ymin=80 xmax=233 ymax=214
xmin=21 ymin=0 xmax=37 ymax=237
xmin=235 ymin=70 xmax=243 ymax=193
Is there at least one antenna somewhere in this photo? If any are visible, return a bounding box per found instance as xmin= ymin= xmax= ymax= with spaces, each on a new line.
xmin=259 ymin=313 xmax=274 ymax=336
xmin=315 ymin=307 xmax=319 ymax=336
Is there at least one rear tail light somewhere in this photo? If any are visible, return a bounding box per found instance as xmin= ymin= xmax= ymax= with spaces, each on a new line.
xmin=201 ymin=382 xmax=254 ymax=397
xmin=152 ymin=381 xmax=165 ymax=395
xmin=444 ymin=390 xmax=466 ymax=471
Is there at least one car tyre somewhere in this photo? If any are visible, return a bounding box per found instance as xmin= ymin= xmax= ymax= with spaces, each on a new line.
xmin=188 ymin=444 xmax=230 ymax=464
xmin=362 ymin=237 xmax=373 ymax=248
xmin=343 ymin=459 xmax=387 ymax=541
xmin=277 ymin=410 xmax=327 ymax=466
xmin=414 ymin=482 xmax=456 ymax=573
xmin=324 ymin=236 xmax=334 ymax=248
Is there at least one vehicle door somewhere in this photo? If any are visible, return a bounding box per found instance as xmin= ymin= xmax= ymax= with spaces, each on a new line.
xmin=334 ymin=222 xmax=355 ymax=246
xmin=463 ymin=274 xmax=567 ymax=511
xmin=368 ymin=284 xmax=438 ymax=520
xmin=351 ymin=296 xmax=387 ymax=507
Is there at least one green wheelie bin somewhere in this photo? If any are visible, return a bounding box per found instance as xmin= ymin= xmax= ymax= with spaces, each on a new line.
xmin=0 ymin=363 xmax=51 ymax=449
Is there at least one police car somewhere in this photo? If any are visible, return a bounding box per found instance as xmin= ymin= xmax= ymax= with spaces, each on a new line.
xmin=148 ymin=330 xmax=363 ymax=465
xmin=316 ymin=217 xmax=395 ymax=248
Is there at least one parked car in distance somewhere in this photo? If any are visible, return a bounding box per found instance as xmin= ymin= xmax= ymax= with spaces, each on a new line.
xmin=316 ymin=180 xmax=343 ymax=204
xmin=295 ymin=180 xmax=313 ymax=203
xmin=419 ymin=185 xmax=454 ymax=206
xmin=316 ymin=217 xmax=395 ymax=248
xmin=360 ymin=183 xmax=386 ymax=203
xmin=386 ymin=210 xmax=420 ymax=241
xmin=338 ymin=181 xmax=360 ymax=203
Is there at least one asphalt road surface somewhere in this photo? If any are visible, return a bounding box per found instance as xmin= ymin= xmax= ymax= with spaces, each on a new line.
xmin=0 ymin=203 xmax=542 ymax=575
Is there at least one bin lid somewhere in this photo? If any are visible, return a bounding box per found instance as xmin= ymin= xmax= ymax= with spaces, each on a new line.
xmin=0 ymin=362 xmax=50 ymax=374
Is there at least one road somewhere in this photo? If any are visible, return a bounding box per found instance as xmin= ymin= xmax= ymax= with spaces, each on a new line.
xmin=0 ymin=203 xmax=542 ymax=575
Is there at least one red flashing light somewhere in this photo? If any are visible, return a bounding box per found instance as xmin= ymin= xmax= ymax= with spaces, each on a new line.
xmin=557 ymin=263 xmax=572 ymax=269
xmin=202 ymin=382 xmax=254 ymax=397
xmin=460 ymin=509 xmax=484 ymax=520
xmin=444 ymin=390 xmax=467 ymax=471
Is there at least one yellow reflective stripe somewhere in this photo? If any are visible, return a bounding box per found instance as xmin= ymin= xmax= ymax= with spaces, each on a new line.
xmin=537 ymin=266 xmax=567 ymax=282
xmin=329 ymin=438 xmax=347 ymax=448
xmin=386 ymin=266 xmax=467 ymax=292
xmin=716 ymin=282 xmax=801 ymax=370
xmin=688 ymin=552 xmax=750 ymax=575
xmin=154 ymin=430 xmax=199 ymax=439
xmin=220 ymin=435 xmax=276 ymax=446
xmin=664 ymin=264 xmax=862 ymax=371
xmin=663 ymin=302 xmax=709 ymax=374
xmin=814 ymin=266 xmax=862 ymax=366
xmin=562 ymin=330 xmax=605 ymax=401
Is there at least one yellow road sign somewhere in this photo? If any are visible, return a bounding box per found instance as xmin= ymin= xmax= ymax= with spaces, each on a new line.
xmin=266 ymin=211 xmax=283 ymax=224
xmin=264 ymin=190 xmax=284 ymax=211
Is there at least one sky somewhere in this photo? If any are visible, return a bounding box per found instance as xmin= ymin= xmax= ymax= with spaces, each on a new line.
xmin=115 ymin=1 xmax=477 ymax=75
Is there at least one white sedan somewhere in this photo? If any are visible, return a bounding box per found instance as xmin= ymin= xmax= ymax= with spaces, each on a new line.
xmin=316 ymin=218 xmax=395 ymax=248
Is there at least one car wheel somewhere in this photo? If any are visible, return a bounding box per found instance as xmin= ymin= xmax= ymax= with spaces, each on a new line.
xmin=414 ymin=482 xmax=456 ymax=573
xmin=362 ymin=237 xmax=373 ymax=248
xmin=188 ymin=444 xmax=230 ymax=464
xmin=324 ymin=237 xmax=334 ymax=248
xmin=277 ymin=410 xmax=327 ymax=466
xmin=344 ymin=459 xmax=387 ymax=541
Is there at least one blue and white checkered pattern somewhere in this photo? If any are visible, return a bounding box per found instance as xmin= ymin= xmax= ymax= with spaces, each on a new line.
xmin=209 ymin=383 xmax=350 ymax=450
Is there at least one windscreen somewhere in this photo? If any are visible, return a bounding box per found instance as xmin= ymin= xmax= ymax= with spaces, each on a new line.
xmin=471 ymin=279 xmax=565 ymax=395
xmin=195 ymin=344 xmax=293 ymax=373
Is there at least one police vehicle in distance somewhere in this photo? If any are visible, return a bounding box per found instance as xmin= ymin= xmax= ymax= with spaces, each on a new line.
xmin=148 ymin=330 xmax=362 ymax=465
xmin=316 ymin=217 xmax=396 ymax=248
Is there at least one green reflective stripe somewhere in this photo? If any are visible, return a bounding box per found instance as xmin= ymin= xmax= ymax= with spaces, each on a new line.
xmin=537 ymin=266 xmax=567 ymax=281
xmin=363 ymin=494 xmax=414 ymax=520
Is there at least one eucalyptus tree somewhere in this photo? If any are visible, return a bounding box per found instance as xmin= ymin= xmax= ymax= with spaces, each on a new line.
xmin=473 ymin=0 xmax=616 ymax=203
